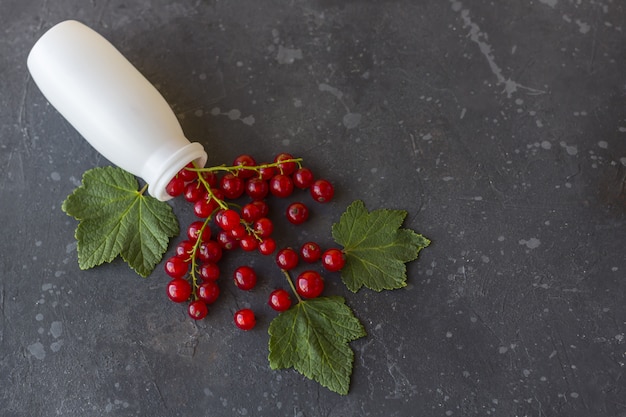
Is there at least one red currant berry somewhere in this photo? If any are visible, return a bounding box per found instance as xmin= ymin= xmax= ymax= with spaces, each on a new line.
xmin=197 ymin=281 xmax=220 ymax=304
xmin=268 ymin=289 xmax=292 ymax=312
xmin=233 ymin=154 xmax=257 ymax=179
xmin=200 ymin=171 xmax=218 ymax=187
xmin=233 ymin=266 xmax=257 ymax=290
xmin=258 ymin=165 xmax=276 ymax=181
xmin=274 ymin=153 xmax=297 ymax=175
xmin=183 ymin=181 xmax=204 ymax=203
xmin=286 ymin=202 xmax=309 ymax=225
xmin=216 ymin=209 xmax=241 ymax=231
xmin=295 ymin=271 xmax=324 ymax=299
xmin=193 ymin=194 xmax=218 ymax=218
xmin=165 ymin=176 xmax=185 ymax=197
xmin=258 ymin=238 xmax=277 ymax=255
xmin=197 ymin=240 xmax=223 ymax=263
xmin=166 ymin=278 xmax=192 ymax=303
xmin=269 ymin=174 xmax=294 ymax=198
xmin=300 ymin=242 xmax=322 ymax=263
xmin=187 ymin=299 xmax=208 ymax=320
xmin=245 ymin=177 xmax=269 ymax=200
xmin=276 ymin=248 xmax=299 ymax=270
xmin=164 ymin=256 xmax=189 ymax=279
xmin=234 ymin=308 xmax=256 ymax=330
xmin=211 ymin=188 xmax=225 ymax=202
xmin=187 ymin=220 xmax=211 ymax=242
xmin=238 ymin=234 xmax=259 ymax=251
xmin=253 ymin=217 xmax=274 ymax=238
xmin=310 ymin=179 xmax=334 ymax=203
xmin=198 ymin=262 xmax=220 ymax=281
xmin=229 ymin=223 xmax=247 ymax=239
xmin=220 ymin=173 xmax=245 ymax=199
xmin=175 ymin=240 xmax=195 ymax=260
xmin=178 ymin=162 xmax=198 ymax=182
xmin=217 ymin=230 xmax=238 ymax=250
xmin=241 ymin=202 xmax=263 ymax=223
xmin=321 ymin=248 xmax=346 ymax=272
xmin=292 ymin=167 xmax=315 ymax=189
xmin=252 ymin=200 xmax=269 ymax=218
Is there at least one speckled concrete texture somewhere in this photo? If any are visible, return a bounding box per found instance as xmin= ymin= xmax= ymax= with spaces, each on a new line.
xmin=1 ymin=1 xmax=625 ymax=416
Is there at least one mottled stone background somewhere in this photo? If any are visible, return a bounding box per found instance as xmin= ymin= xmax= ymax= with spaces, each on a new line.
xmin=1 ymin=1 xmax=625 ymax=416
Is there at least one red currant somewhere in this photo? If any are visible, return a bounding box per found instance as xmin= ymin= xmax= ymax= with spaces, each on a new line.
xmin=238 ymin=234 xmax=258 ymax=251
xmin=233 ymin=266 xmax=257 ymax=290
xmin=234 ymin=308 xmax=256 ymax=330
xmin=187 ymin=300 xmax=208 ymax=320
xmin=216 ymin=209 xmax=241 ymax=231
xmin=164 ymin=256 xmax=189 ymax=279
xmin=310 ymin=179 xmax=334 ymax=203
xmin=321 ymin=248 xmax=346 ymax=272
xmin=269 ymin=174 xmax=294 ymax=198
xmin=300 ymin=242 xmax=322 ymax=263
xmin=197 ymin=240 xmax=223 ymax=263
xmin=292 ymin=167 xmax=314 ymax=189
xmin=276 ymin=248 xmax=299 ymax=270
xmin=295 ymin=271 xmax=324 ymax=299
xmin=258 ymin=165 xmax=276 ymax=181
xmin=253 ymin=217 xmax=274 ymax=238
xmin=258 ymin=238 xmax=276 ymax=255
xmin=178 ymin=162 xmax=198 ymax=182
xmin=233 ymin=154 xmax=257 ymax=179
xmin=241 ymin=202 xmax=263 ymax=223
xmin=198 ymin=262 xmax=220 ymax=281
xmin=200 ymin=171 xmax=218 ymax=187
xmin=245 ymin=177 xmax=269 ymax=200
xmin=166 ymin=278 xmax=192 ymax=303
xmin=274 ymin=153 xmax=297 ymax=175
xmin=175 ymin=240 xmax=195 ymax=260
xmin=165 ymin=176 xmax=185 ymax=197
xmin=193 ymin=194 xmax=219 ymax=218
xmin=268 ymin=289 xmax=292 ymax=312
xmin=228 ymin=223 xmax=247 ymax=239
xmin=187 ymin=220 xmax=211 ymax=242
xmin=217 ymin=230 xmax=238 ymax=250
xmin=183 ymin=181 xmax=204 ymax=203
xmin=197 ymin=281 xmax=220 ymax=304
xmin=220 ymin=173 xmax=245 ymax=199
xmin=286 ymin=202 xmax=309 ymax=225
xmin=252 ymin=200 xmax=269 ymax=218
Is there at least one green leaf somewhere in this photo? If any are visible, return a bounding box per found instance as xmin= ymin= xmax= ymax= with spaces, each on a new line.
xmin=268 ymin=296 xmax=366 ymax=395
xmin=62 ymin=166 xmax=179 ymax=277
xmin=332 ymin=200 xmax=430 ymax=292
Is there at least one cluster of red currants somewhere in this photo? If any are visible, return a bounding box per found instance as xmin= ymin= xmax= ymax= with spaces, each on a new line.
xmin=162 ymin=153 xmax=345 ymax=330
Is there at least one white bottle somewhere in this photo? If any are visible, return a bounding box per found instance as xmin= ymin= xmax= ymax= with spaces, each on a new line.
xmin=27 ymin=20 xmax=207 ymax=201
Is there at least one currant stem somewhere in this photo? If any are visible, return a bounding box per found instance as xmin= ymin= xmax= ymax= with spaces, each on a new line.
xmin=187 ymin=158 xmax=303 ymax=176
xmin=195 ymin=171 xmax=229 ymax=211
xmin=282 ymin=269 xmax=303 ymax=303
xmin=138 ymin=183 xmax=148 ymax=195
xmin=188 ymin=216 xmax=213 ymax=299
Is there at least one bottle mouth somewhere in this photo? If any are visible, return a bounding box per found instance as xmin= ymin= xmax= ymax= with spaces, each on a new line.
xmin=146 ymin=142 xmax=208 ymax=201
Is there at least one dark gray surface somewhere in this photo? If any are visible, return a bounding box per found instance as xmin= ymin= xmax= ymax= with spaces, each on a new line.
xmin=1 ymin=1 xmax=625 ymax=416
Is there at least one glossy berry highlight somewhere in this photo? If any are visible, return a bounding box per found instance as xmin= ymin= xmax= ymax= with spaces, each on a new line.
xmin=295 ymin=271 xmax=324 ymax=299
xmin=233 ymin=266 xmax=257 ymax=290
xmin=234 ymin=308 xmax=256 ymax=330
xmin=268 ymin=289 xmax=292 ymax=312
xmin=187 ymin=300 xmax=208 ymax=320
xmin=321 ymin=248 xmax=346 ymax=272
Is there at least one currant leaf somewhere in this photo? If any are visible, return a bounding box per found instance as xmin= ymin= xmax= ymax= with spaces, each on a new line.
xmin=332 ymin=200 xmax=430 ymax=292
xmin=62 ymin=166 xmax=179 ymax=277
xmin=268 ymin=296 xmax=366 ymax=395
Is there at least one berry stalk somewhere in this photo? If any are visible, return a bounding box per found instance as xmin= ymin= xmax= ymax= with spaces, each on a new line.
xmin=281 ymin=269 xmax=303 ymax=303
